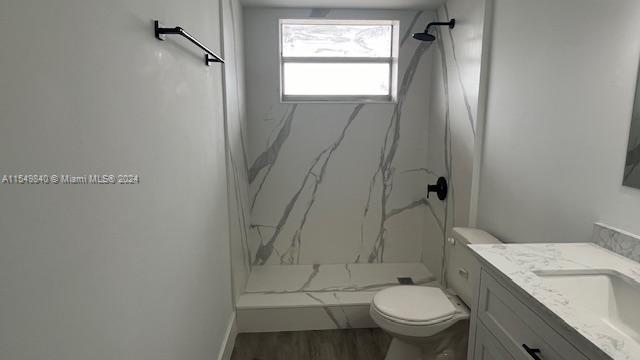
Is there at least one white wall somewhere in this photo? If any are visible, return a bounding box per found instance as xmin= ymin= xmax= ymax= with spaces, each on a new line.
xmin=477 ymin=0 xmax=640 ymax=243
xmin=221 ymin=0 xmax=251 ymax=302
xmin=243 ymin=8 xmax=437 ymax=266
xmin=0 ymin=1 xmax=233 ymax=359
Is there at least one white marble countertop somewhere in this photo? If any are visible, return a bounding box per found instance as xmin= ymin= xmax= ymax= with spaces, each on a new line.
xmin=469 ymin=243 xmax=640 ymax=360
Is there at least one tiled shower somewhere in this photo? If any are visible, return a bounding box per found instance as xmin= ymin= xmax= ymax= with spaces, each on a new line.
xmin=222 ymin=0 xmax=486 ymax=332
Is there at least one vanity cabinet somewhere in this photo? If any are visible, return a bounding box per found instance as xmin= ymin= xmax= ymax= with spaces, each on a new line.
xmin=470 ymin=269 xmax=591 ymax=360
xmin=473 ymin=322 xmax=515 ymax=360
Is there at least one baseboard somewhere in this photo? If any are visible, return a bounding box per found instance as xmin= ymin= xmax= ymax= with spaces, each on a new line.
xmin=217 ymin=311 xmax=238 ymax=360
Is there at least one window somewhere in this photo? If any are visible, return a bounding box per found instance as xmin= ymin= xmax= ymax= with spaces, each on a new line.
xmin=279 ymin=19 xmax=399 ymax=103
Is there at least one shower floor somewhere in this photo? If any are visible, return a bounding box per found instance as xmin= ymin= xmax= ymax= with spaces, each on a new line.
xmin=236 ymin=262 xmax=436 ymax=332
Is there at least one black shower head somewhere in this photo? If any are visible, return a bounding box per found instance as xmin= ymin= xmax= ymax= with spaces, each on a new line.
xmin=412 ymin=32 xmax=436 ymax=42
xmin=412 ymin=18 xmax=456 ymax=42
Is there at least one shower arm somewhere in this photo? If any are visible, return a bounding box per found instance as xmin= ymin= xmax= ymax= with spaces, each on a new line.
xmin=424 ymin=20 xmax=456 ymax=33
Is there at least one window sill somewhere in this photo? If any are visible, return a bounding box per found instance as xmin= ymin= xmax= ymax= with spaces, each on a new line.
xmin=280 ymin=96 xmax=397 ymax=104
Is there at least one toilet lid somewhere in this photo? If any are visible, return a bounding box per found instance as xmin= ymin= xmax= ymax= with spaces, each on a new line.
xmin=372 ymin=286 xmax=457 ymax=323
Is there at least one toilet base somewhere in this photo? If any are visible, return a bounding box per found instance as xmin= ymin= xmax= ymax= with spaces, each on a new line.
xmin=384 ymin=338 xmax=422 ymax=360
xmin=382 ymin=320 xmax=469 ymax=360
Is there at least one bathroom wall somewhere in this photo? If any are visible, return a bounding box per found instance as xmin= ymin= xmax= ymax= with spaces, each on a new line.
xmin=0 ymin=0 xmax=233 ymax=359
xmin=476 ymin=0 xmax=640 ymax=243
xmin=243 ymin=8 xmax=438 ymax=266
xmin=423 ymin=0 xmax=489 ymax=281
xmin=221 ymin=0 xmax=251 ymax=303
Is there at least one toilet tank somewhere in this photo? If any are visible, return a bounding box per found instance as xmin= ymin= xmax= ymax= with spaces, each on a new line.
xmin=446 ymin=227 xmax=502 ymax=306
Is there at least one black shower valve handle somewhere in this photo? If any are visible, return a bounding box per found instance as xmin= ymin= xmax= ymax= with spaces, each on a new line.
xmin=427 ymin=177 xmax=448 ymax=201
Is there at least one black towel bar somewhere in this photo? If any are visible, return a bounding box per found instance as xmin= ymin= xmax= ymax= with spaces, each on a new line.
xmin=154 ymin=20 xmax=224 ymax=66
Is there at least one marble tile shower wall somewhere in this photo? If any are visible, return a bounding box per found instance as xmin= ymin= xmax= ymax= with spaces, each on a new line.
xmin=244 ymin=8 xmax=435 ymax=267
xmin=424 ymin=0 xmax=487 ymax=280
xmin=236 ymin=3 xmax=487 ymax=279
xmin=222 ymin=0 xmax=252 ymax=301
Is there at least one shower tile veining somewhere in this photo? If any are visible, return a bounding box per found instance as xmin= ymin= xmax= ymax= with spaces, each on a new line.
xmin=243 ymin=262 xmax=434 ymax=294
xmin=236 ymin=262 xmax=436 ymax=332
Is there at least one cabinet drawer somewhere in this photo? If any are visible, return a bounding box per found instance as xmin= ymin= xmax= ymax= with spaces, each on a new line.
xmin=478 ymin=270 xmax=589 ymax=360
xmin=474 ymin=322 xmax=515 ymax=360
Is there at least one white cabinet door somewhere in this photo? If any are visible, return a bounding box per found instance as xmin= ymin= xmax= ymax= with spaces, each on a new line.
xmin=474 ymin=322 xmax=515 ymax=360
xmin=478 ymin=270 xmax=590 ymax=360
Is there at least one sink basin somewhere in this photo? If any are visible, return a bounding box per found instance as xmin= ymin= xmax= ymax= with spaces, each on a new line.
xmin=534 ymin=270 xmax=640 ymax=342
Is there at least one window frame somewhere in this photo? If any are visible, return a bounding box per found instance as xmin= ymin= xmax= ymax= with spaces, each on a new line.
xmin=279 ymin=19 xmax=400 ymax=104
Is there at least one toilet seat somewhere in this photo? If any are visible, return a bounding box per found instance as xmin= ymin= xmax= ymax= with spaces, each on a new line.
xmin=370 ymin=286 xmax=469 ymax=338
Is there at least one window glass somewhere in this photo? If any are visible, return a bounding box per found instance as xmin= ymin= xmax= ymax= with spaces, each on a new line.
xmin=280 ymin=20 xmax=397 ymax=101
xmin=283 ymin=63 xmax=390 ymax=96
xmin=282 ymin=24 xmax=392 ymax=58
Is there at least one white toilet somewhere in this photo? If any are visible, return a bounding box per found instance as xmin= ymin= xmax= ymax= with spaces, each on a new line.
xmin=370 ymin=228 xmax=502 ymax=360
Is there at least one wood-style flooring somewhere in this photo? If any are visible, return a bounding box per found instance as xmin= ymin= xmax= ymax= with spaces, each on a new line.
xmin=230 ymin=328 xmax=391 ymax=360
